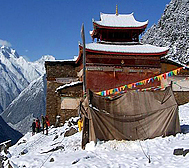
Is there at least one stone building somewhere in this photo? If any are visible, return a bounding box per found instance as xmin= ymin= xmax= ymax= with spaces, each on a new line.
xmin=45 ymin=60 xmax=82 ymax=124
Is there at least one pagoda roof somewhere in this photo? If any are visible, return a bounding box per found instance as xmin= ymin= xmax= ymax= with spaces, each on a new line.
xmin=79 ymin=43 xmax=169 ymax=55
xmin=93 ymin=13 xmax=148 ymax=29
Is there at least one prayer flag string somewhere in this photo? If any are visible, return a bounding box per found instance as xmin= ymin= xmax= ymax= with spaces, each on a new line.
xmin=96 ymin=67 xmax=184 ymax=96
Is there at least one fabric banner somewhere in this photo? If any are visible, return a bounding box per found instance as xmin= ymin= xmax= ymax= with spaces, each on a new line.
xmin=82 ymin=87 xmax=180 ymax=148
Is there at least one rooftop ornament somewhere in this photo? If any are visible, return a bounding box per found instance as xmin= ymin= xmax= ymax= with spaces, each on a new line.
xmin=116 ymin=4 xmax=118 ymax=16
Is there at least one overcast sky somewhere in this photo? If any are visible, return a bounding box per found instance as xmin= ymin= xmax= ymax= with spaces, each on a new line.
xmin=0 ymin=0 xmax=171 ymax=61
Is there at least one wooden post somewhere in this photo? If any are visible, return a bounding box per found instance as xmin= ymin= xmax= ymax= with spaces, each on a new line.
xmin=170 ymin=80 xmax=173 ymax=89
xmin=81 ymin=23 xmax=87 ymax=98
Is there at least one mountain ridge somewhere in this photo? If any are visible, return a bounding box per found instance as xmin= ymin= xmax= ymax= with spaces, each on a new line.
xmin=0 ymin=45 xmax=55 ymax=113
xmin=141 ymin=0 xmax=189 ymax=64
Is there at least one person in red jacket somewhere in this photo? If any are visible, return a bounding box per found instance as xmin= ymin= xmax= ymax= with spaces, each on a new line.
xmin=35 ymin=117 xmax=40 ymax=133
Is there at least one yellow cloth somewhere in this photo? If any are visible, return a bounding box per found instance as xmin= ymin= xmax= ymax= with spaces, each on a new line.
xmin=78 ymin=119 xmax=83 ymax=132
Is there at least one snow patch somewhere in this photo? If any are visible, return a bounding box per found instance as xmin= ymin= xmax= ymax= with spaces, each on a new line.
xmin=56 ymin=81 xmax=82 ymax=92
xmin=85 ymin=141 xmax=96 ymax=151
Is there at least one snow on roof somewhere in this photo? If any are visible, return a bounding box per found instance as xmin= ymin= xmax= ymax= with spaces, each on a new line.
xmin=46 ymin=56 xmax=78 ymax=62
xmin=166 ymin=57 xmax=189 ymax=69
xmin=56 ymin=81 xmax=82 ymax=92
xmin=93 ymin=13 xmax=148 ymax=28
xmin=84 ymin=43 xmax=169 ymax=54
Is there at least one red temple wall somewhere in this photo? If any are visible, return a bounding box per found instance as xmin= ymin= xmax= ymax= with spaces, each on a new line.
xmin=87 ymin=58 xmax=160 ymax=67
xmin=86 ymin=70 xmax=161 ymax=92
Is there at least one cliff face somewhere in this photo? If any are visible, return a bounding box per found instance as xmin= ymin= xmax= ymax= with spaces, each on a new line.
xmin=141 ymin=0 xmax=189 ymax=64
xmin=0 ymin=116 xmax=22 ymax=144
xmin=1 ymin=75 xmax=47 ymax=135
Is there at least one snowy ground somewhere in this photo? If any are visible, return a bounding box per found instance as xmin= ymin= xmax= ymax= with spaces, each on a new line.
xmin=2 ymin=103 xmax=189 ymax=168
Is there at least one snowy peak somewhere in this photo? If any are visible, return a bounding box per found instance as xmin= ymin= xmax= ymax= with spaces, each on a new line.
xmin=32 ymin=55 xmax=55 ymax=75
xmin=141 ymin=0 xmax=189 ymax=63
xmin=0 ymin=45 xmax=19 ymax=59
xmin=35 ymin=55 xmax=55 ymax=63
xmin=0 ymin=45 xmax=55 ymax=113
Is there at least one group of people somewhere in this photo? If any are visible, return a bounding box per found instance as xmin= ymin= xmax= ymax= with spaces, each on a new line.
xmin=32 ymin=115 xmax=50 ymax=136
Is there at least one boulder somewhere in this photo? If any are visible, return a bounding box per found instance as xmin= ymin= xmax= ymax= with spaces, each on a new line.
xmin=64 ymin=127 xmax=77 ymax=137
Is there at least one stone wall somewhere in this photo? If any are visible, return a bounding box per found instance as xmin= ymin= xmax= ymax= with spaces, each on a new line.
xmin=45 ymin=61 xmax=78 ymax=79
xmin=46 ymin=81 xmax=82 ymax=125
xmin=45 ymin=61 xmax=81 ymax=125
xmin=46 ymin=81 xmax=62 ymax=125
xmin=57 ymin=84 xmax=83 ymax=124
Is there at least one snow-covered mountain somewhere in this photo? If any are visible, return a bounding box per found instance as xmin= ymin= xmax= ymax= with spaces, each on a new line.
xmin=141 ymin=0 xmax=189 ymax=64
xmin=0 ymin=45 xmax=55 ymax=113
xmin=1 ymin=75 xmax=47 ymax=134
xmin=1 ymin=103 xmax=189 ymax=167
xmin=32 ymin=55 xmax=55 ymax=75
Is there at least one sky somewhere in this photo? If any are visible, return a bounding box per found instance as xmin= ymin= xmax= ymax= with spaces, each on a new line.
xmin=0 ymin=0 xmax=171 ymax=62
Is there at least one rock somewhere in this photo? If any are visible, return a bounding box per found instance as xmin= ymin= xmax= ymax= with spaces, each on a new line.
xmin=18 ymin=139 xmax=27 ymax=146
xmin=7 ymin=160 xmax=13 ymax=168
xmin=68 ymin=121 xmax=72 ymax=127
xmin=183 ymin=149 xmax=189 ymax=156
xmin=71 ymin=119 xmax=78 ymax=125
xmin=173 ymin=148 xmax=183 ymax=155
xmin=41 ymin=145 xmax=64 ymax=154
xmin=64 ymin=127 xmax=78 ymax=137
xmin=50 ymin=158 xmax=54 ymax=162
xmin=72 ymin=159 xmax=80 ymax=164
xmin=53 ymin=135 xmax=58 ymax=141
xmin=54 ymin=146 xmax=64 ymax=151
xmin=0 ymin=155 xmax=3 ymax=168
xmin=20 ymin=149 xmax=28 ymax=155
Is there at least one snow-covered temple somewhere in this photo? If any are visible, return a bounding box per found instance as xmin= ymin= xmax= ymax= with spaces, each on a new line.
xmin=76 ymin=11 xmax=169 ymax=92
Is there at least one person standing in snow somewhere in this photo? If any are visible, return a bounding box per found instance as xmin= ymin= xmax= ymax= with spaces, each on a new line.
xmin=45 ymin=115 xmax=50 ymax=135
xmin=55 ymin=115 xmax=60 ymax=128
xmin=41 ymin=115 xmax=45 ymax=134
xmin=36 ymin=117 xmax=41 ymax=133
xmin=32 ymin=119 xmax=36 ymax=136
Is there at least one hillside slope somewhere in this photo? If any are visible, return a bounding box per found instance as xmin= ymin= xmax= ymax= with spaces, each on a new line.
xmin=2 ymin=103 xmax=189 ymax=167
xmin=1 ymin=75 xmax=47 ymax=134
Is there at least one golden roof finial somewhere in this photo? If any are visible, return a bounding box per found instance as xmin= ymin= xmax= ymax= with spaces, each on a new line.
xmin=116 ymin=4 xmax=118 ymax=16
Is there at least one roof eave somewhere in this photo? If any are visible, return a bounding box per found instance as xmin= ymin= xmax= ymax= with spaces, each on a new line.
xmin=79 ymin=45 xmax=169 ymax=56
xmin=75 ymin=44 xmax=83 ymax=64
xmin=93 ymin=22 xmax=148 ymax=30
